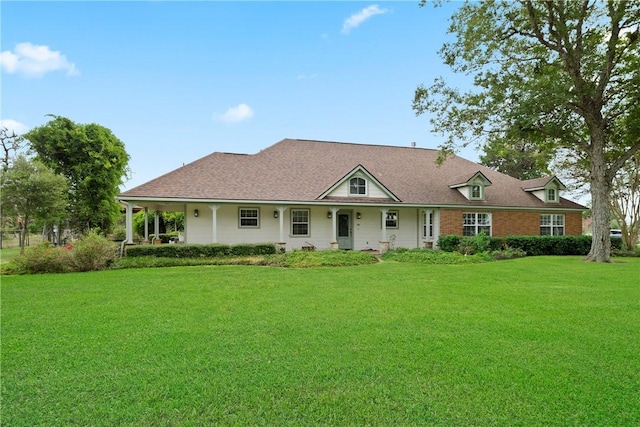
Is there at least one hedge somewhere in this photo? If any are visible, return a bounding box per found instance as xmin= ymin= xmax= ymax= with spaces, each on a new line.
xmin=125 ymin=243 xmax=276 ymax=258
xmin=437 ymin=235 xmax=623 ymax=256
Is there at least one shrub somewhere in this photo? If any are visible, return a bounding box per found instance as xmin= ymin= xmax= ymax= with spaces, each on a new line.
xmin=490 ymin=247 xmax=527 ymax=260
xmin=437 ymin=235 xmax=461 ymax=252
xmin=381 ymin=248 xmax=491 ymax=264
xmin=125 ymin=243 xmax=276 ymax=258
xmin=67 ymin=231 xmax=118 ymax=272
xmin=8 ymin=243 xmax=71 ymax=274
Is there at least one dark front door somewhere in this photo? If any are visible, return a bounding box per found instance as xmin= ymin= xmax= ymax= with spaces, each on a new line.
xmin=337 ymin=212 xmax=353 ymax=250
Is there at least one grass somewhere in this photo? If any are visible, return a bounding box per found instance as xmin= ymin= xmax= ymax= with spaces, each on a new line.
xmin=2 ymin=257 xmax=639 ymax=425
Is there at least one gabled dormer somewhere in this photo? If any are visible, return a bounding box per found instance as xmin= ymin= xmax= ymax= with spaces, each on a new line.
xmin=449 ymin=171 xmax=492 ymax=201
xmin=317 ymin=164 xmax=400 ymax=201
xmin=522 ymin=176 xmax=566 ymax=203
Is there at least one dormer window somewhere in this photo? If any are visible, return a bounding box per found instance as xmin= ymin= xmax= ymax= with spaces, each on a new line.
xmin=349 ymin=177 xmax=366 ymax=195
xmin=449 ymin=171 xmax=491 ymax=201
xmin=547 ymin=188 xmax=557 ymax=202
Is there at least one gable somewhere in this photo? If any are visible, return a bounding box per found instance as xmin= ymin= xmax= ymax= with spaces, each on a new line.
xmin=317 ymin=165 xmax=399 ymax=201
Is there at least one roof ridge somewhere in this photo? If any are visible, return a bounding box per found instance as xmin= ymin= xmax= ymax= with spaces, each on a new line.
xmin=289 ymin=138 xmax=441 ymax=152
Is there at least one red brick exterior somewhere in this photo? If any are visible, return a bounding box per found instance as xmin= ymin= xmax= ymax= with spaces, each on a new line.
xmin=440 ymin=209 xmax=582 ymax=237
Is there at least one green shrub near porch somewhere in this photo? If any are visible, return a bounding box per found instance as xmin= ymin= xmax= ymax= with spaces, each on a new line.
xmin=124 ymin=242 xmax=276 ymax=258
xmin=438 ymin=234 xmax=623 ymax=256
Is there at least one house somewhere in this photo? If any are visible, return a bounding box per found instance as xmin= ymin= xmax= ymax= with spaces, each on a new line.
xmin=117 ymin=139 xmax=585 ymax=252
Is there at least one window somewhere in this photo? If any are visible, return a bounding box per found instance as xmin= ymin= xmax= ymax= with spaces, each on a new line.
xmin=385 ymin=210 xmax=398 ymax=228
xmin=462 ymin=213 xmax=491 ymax=236
xmin=239 ymin=208 xmax=259 ymax=228
xmin=349 ymin=177 xmax=366 ymax=195
xmin=471 ymin=184 xmax=483 ymax=200
xmin=291 ymin=209 xmax=310 ymax=236
xmin=540 ymin=214 xmax=564 ymax=235
xmin=547 ymin=188 xmax=557 ymax=202
xmin=423 ymin=210 xmax=434 ymax=239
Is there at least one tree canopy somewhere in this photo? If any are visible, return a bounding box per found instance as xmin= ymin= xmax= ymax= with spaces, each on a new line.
xmin=24 ymin=115 xmax=130 ymax=233
xmin=0 ymin=156 xmax=68 ymax=253
xmin=414 ymin=0 xmax=640 ymax=262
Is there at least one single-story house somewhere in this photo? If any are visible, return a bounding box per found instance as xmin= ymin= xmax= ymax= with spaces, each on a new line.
xmin=117 ymin=138 xmax=585 ymax=252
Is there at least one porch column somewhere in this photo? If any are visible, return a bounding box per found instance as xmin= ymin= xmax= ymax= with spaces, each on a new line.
xmin=209 ymin=204 xmax=220 ymax=243
xmin=380 ymin=208 xmax=388 ymax=242
xmin=380 ymin=208 xmax=389 ymax=254
xmin=143 ymin=207 xmax=149 ymax=243
xmin=125 ymin=201 xmax=134 ymax=244
xmin=277 ymin=206 xmax=287 ymax=243
xmin=330 ymin=207 xmax=339 ymax=243
xmin=154 ymin=210 xmax=161 ymax=243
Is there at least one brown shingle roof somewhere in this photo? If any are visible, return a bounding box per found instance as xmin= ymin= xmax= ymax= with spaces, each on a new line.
xmin=119 ymin=139 xmax=585 ymax=210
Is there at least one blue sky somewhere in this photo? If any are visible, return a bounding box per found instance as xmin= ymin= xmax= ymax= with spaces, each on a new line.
xmin=1 ymin=1 xmax=470 ymax=191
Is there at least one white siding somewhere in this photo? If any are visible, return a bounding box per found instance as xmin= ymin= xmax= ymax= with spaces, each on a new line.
xmin=185 ymin=204 xmax=431 ymax=251
xmin=328 ymin=173 xmax=390 ymax=199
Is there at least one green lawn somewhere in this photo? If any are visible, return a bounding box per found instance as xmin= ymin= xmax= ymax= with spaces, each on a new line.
xmin=2 ymin=257 xmax=639 ymax=426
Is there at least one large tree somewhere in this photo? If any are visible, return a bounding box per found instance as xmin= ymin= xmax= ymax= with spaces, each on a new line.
xmin=413 ymin=0 xmax=640 ymax=262
xmin=611 ymin=155 xmax=640 ymax=250
xmin=479 ymin=139 xmax=555 ymax=180
xmin=24 ymin=115 xmax=130 ymax=233
xmin=0 ymin=156 xmax=68 ymax=253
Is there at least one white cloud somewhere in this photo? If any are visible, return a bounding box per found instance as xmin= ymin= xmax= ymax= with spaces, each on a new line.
xmin=215 ymin=104 xmax=254 ymax=123
xmin=297 ymin=73 xmax=318 ymax=80
xmin=0 ymin=42 xmax=78 ymax=78
xmin=0 ymin=119 xmax=29 ymax=135
xmin=341 ymin=5 xmax=389 ymax=35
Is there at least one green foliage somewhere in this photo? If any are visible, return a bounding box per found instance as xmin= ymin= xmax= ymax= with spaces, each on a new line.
xmin=5 ymin=232 xmax=117 ymax=274
xmin=66 ymin=231 xmax=118 ymax=272
xmin=125 ymin=243 xmax=276 ymax=258
xmin=414 ymin=1 xmax=640 ymax=261
xmin=457 ymin=231 xmax=492 ymax=255
xmin=263 ymin=250 xmax=378 ymax=268
xmin=381 ymin=248 xmax=491 ymax=264
xmin=0 ymin=156 xmax=68 ymax=251
xmin=7 ymin=243 xmax=71 ymax=274
xmin=479 ymin=139 xmax=554 ymax=180
xmin=437 ymin=235 xmax=461 ymax=252
xmin=24 ymin=115 xmax=130 ymax=233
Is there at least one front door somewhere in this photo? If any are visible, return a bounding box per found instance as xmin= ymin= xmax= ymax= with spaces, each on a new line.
xmin=337 ymin=211 xmax=353 ymax=250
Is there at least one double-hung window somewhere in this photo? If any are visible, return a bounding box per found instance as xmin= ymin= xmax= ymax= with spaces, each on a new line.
xmin=385 ymin=210 xmax=398 ymax=228
xmin=291 ymin=209 xmax=310 ymax=236
xmin=239 ymin=208 xmax=259 ymax=228
xmin=547 ymin=188 xmax=557 ymax=202
xmin=540 ymin=214 xmax=564 ymax=235
xmin=349 ymin=177 xmax=366 ymax=195
xmin=462 ymin=212 xmax=491 ymax=236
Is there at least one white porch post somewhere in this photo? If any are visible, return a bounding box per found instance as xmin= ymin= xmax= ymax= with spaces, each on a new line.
xmin=125 ymin=202 xmax=133 ymax=244
xmin=154 ymin=211 xmax=161 ymax=242
xmin=380 ymin=208 xmax=388 ymax=242
xmin=331 ymin=207 xmax=339 ymax=243
xmin=379 ymin=208 xmax=390 ymax=254
xmin=277 ymin=206 xmax=287 ymax=243
xmin=209 ymin=204 xmax=220 ymax=243
xmin=143 ymin=207 xmax=149 ymax=243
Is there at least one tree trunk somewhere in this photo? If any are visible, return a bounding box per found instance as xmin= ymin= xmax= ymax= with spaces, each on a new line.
xmin=585 ymin=145 xmax=611 ymax=262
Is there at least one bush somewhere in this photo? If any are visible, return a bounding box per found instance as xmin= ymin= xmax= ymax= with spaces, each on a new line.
xmin=125 ymin=243 xmax=276 ymax=258
xmin=67 ymin=231 xmax=118 ymax=272
xmin=381 ymin=248 xmax=491 ymax=264
xmin=8 ymin=243 xmax=71 ymax=274
xmin=437 ymin=235 xmax=461 ymax=252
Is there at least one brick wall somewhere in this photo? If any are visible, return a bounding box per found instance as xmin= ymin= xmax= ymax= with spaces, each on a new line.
xmin=440 ymin=209 xmax=583 ymax=236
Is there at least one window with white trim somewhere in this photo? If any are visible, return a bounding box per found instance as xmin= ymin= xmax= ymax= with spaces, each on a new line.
xmin=291 ymin=209 xmax=310 ymax=236
xmin=540 ymin=214 xmax=564 ymax=235
xmin=462 ymin=212 xmax=491 ymax=236
xmin=349 ymin=177 xmax=367 ymax=195
xmin=547 ymin=188 xmax=557 ymax=202
xmin=385 ymin=210 xmax=398 ymax=228
xmin=423 ymin=210 xmax=434 ymax=239
xmin=239 ymin=208 xmax=259 ymax=228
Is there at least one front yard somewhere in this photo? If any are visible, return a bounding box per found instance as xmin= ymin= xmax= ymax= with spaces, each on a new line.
xmin=2 ymin=257 xmax=639 ymax=425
